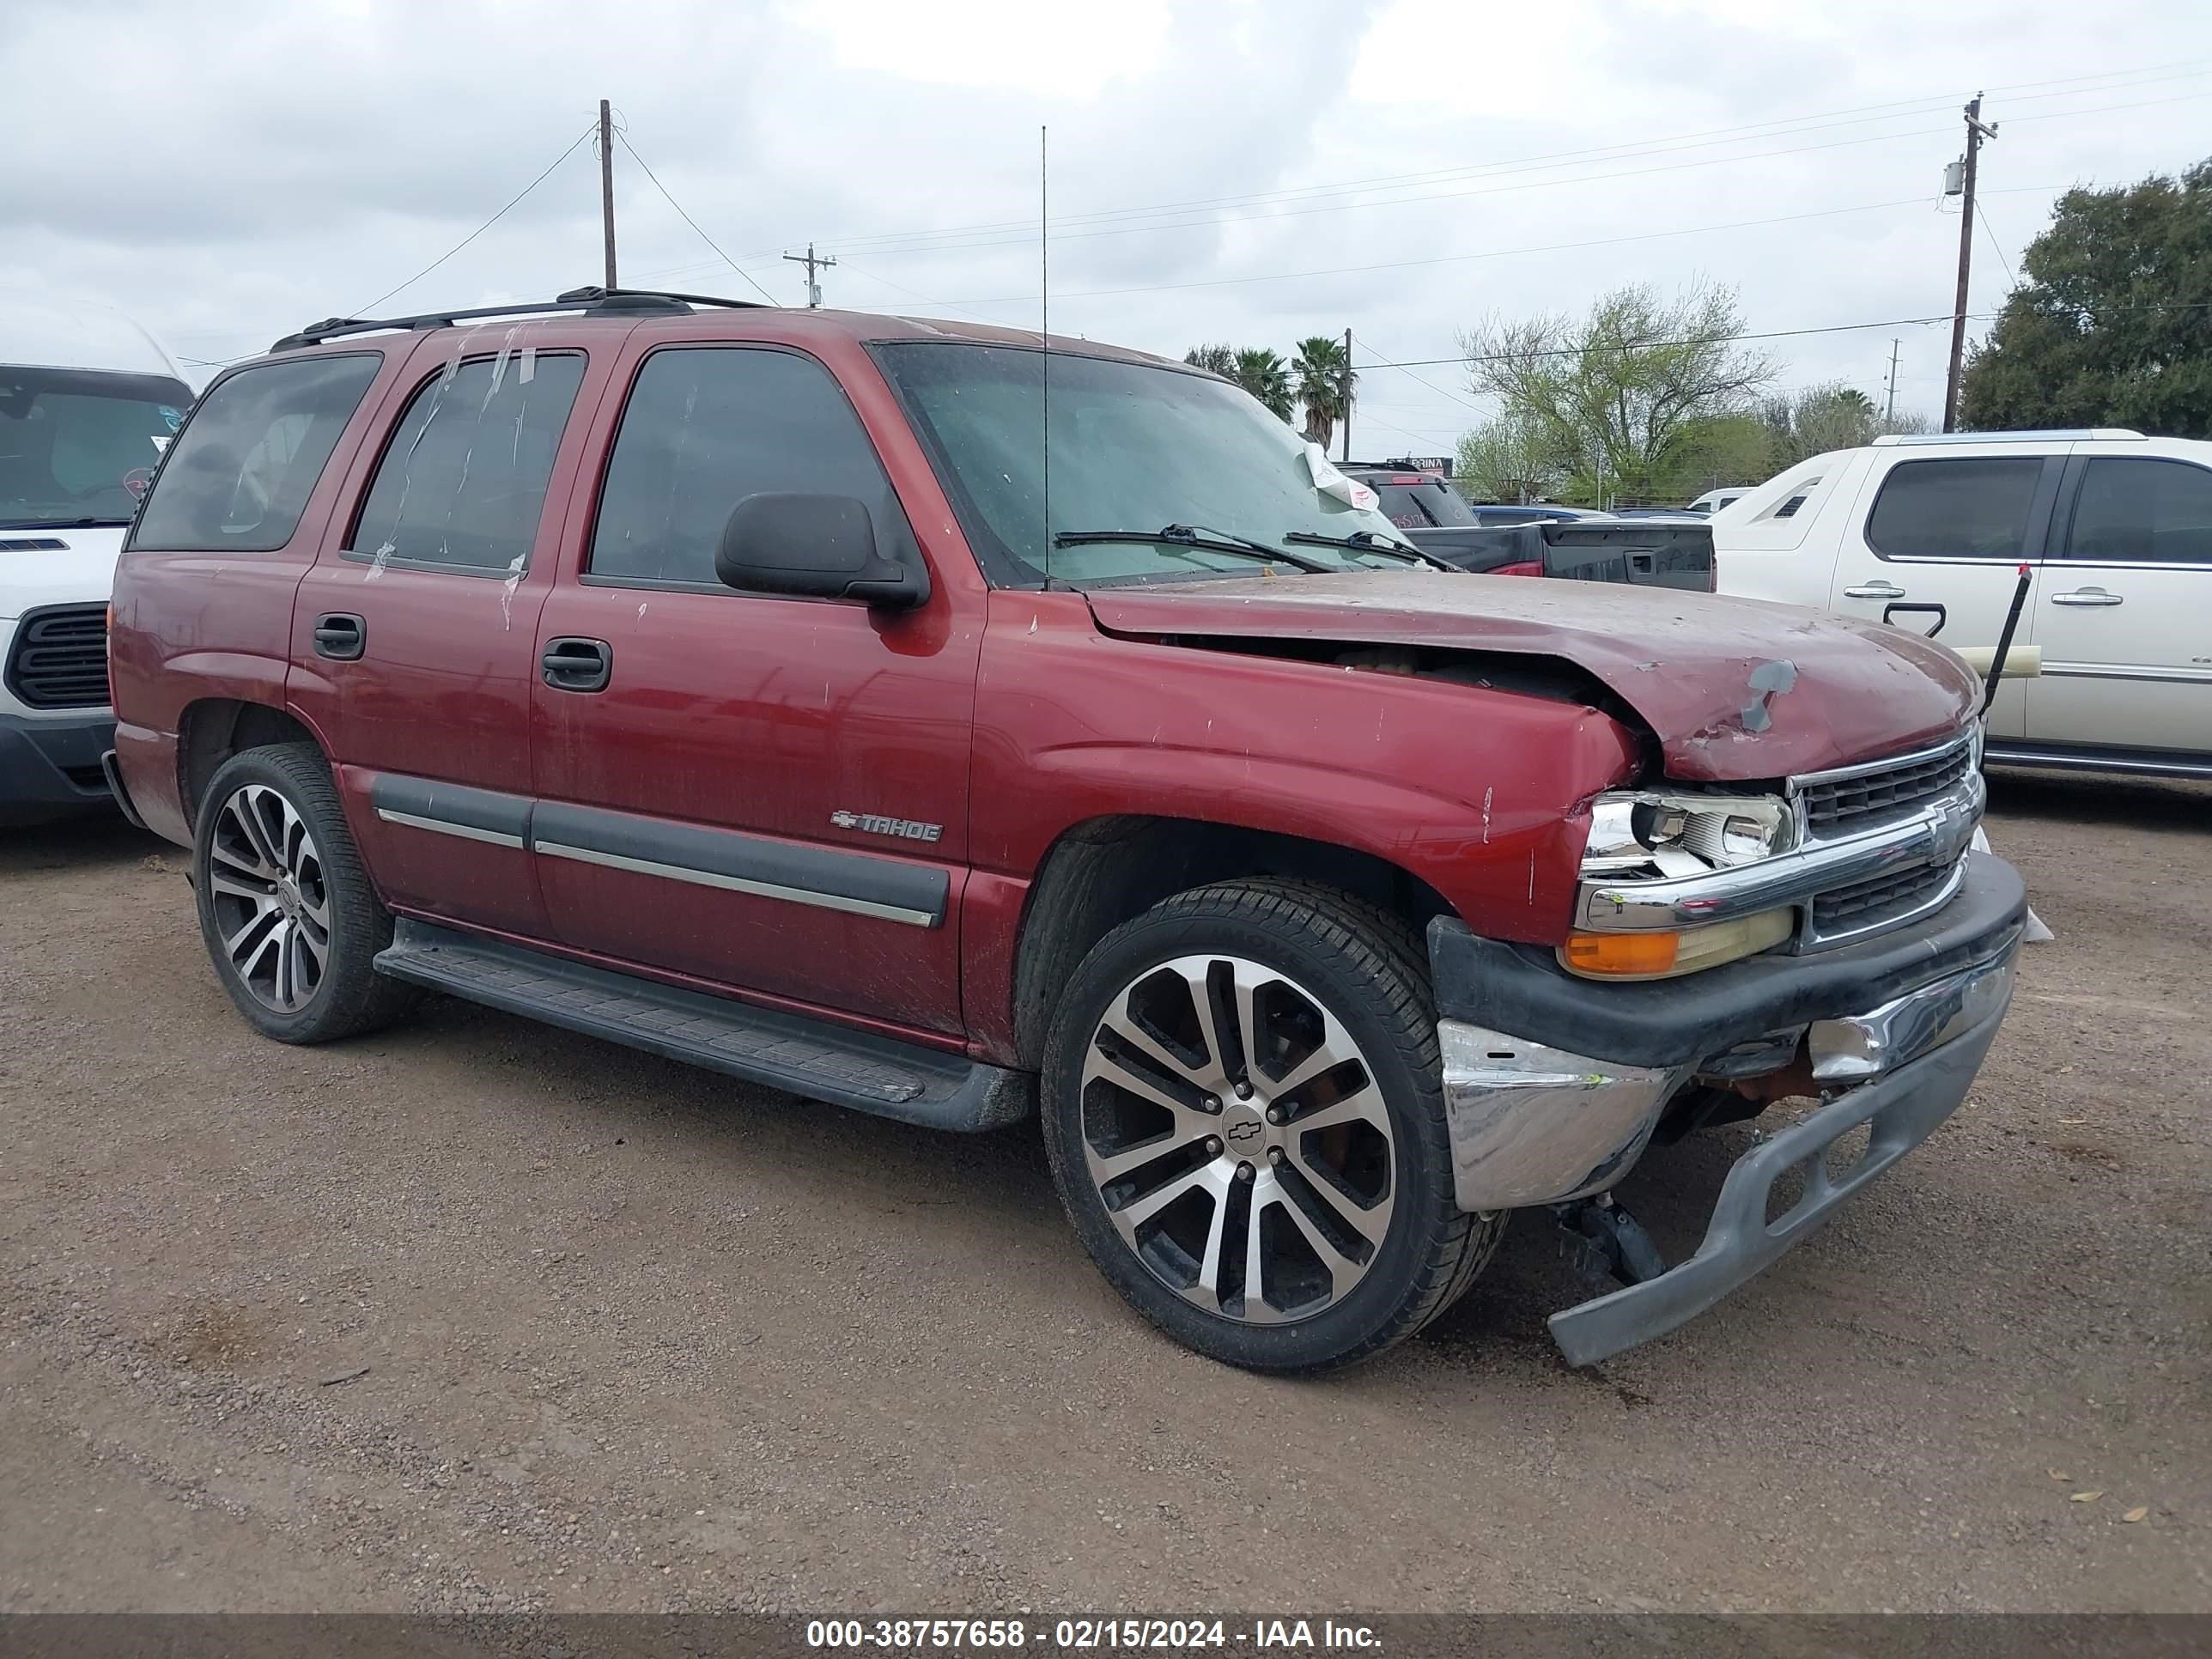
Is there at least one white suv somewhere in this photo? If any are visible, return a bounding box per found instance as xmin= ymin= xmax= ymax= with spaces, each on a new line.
xmin=1712 ymin=428 xmax=2212 ymax=780
xmin=1 ymin=293 xmax=191 ymax=824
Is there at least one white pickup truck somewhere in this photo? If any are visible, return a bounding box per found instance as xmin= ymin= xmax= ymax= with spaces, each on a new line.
xmin=1713 ymin=428 xmax=2212 ymax=780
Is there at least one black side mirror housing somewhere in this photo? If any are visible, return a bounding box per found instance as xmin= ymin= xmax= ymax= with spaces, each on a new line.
xmin=714 ymin=493 xmax=928 ymax=608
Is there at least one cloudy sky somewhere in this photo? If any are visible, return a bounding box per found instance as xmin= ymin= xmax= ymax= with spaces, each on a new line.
xmin=9 ymin=0 xmax=2210 ymax=454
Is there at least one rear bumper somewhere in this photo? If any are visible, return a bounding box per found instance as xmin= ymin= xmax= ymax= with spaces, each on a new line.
xmin=0 ymin=709 xmax=117 ymax=825
xmin=1430 ymin=850 xmax=2025 ymax=1364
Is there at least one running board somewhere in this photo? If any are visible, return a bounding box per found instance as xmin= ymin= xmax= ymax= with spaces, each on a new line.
xmin=374 ymin=919 xmax=1031 ymax=1132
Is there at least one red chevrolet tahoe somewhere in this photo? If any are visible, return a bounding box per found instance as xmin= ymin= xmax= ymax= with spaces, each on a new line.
xmin=106 ymin=288 xmax=2025 ymax=1372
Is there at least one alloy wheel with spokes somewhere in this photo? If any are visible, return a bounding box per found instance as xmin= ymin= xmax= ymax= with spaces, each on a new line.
xmin=1042 ymin=880 xmax=1500 ymax=1372
xmin=1080 ymin=953 xmax=1398 ymax=1325
xmin=206 ymin=782 xmax=331 ymax=1013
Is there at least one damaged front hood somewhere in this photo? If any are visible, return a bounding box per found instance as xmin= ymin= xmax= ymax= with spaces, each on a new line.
xmin=1084 ymin=572 xmax=1979 ymax=781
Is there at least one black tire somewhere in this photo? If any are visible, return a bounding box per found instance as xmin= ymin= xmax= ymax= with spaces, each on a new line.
xmin=1040 ymin=878 xmax=1504 ymax=1373
xmin=191 ymin=742 xmax=420 ymax=1044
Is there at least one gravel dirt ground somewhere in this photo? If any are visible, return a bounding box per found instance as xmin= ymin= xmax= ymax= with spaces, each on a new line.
xmin=2 ymin=769 xmax=2206 ymax=1616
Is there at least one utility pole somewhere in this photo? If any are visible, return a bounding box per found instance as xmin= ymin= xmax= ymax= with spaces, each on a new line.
xmin=1340 ymin=327 xmax=1353 ymax=463
xmin=1886 ymin=337 xmax=1900 ymax=425
xmin=599 ymin=100 xmax=618 ymax=290
xmin=783 ymin=242 xmax=836 ymax=308
xmin=1942 ymin=94 xmax=1997 ymax=432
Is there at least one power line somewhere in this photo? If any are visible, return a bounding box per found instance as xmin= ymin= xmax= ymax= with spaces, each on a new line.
xmin=944 ymin=194 xmax=1954 ymax=307
xmin=614 ymin=132 xmax=780 ymax=303
xmin=1358 ymin=313 xmax=1960 ymax=373
xmin=1976 ymin=199 xmax=2021 ymax=288
xmin=831 ymin=260 xmax=1009 ymax=326
xmin=695 ymin=58 xmax=2212 ymax=264
xmin=1358 ymin=299 xmax=2212 ymax=374
xmin=1347 ymin=331 xmax=1486 ymax=416
xmin=850 ymin=85 xmax=2212 ymax=262
xmin=629 ymin=79 xmax=2209 ymax=291
xmin=356 ymin=124 xmax=596 ymax=314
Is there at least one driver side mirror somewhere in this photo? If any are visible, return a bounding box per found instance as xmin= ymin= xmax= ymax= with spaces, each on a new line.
xmin=714 ymin=492 xmax=928 ymax=608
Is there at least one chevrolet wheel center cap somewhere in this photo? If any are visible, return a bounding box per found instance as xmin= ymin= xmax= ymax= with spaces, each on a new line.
xmin=1222 ymin=1103 xmax=1268 ymax=1158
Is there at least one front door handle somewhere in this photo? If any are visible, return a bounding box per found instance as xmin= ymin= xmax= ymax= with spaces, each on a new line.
xmin=313 ymin=613 xmax=365 ymax=661
xmin=1843 ymin=580 xmax=1907 ymax=599
xmin=2050 ymin=587 xmax=2124 ymax=607
xmin=542 ymin=636 xmax=612 ymax=692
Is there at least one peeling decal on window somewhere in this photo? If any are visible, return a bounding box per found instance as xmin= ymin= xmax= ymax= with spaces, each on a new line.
xmin=1304 ymin=443 xmax=1378 ymax=512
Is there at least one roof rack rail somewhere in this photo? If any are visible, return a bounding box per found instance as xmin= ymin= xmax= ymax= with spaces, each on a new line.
xmin=1870 ymin=428 xmax=2146 ymax=446
xmin=270 ymin=285 xmax=772 ymax=353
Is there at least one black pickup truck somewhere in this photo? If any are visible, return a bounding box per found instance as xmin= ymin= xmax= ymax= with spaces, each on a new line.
xmin=1346 ymin=463 xmax=1715 ymax=592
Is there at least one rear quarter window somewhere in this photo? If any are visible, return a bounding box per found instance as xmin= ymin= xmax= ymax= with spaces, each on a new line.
xmin=130 ymin=354 xmax=381 ymax=553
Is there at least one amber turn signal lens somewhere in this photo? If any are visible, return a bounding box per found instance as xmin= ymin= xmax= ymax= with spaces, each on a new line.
xmin=1564 ymin=931 xmax=1680 ymax=977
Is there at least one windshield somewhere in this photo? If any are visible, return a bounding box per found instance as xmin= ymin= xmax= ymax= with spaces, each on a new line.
xmin=0 ymin=366 xmax=192 ymax=528
xmin=875 ymin=341 xmax=1417 ymax=586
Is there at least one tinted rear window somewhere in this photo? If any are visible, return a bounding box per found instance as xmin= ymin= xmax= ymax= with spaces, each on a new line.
xmin=1365 ymin=478 xmax=1474 ymax=528
xmin=131 ymin=355 xmax=380 ymax=552
xmin=1865 ymin=457 xmax=2043 ymax=561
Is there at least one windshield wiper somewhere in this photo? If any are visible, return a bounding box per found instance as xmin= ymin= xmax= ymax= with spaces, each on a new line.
xmin=1053 ymin=523 xmax=1336 ymax=574
xmin=1284 ymin=530 xmax=1443 ymax=568
xmin=0 ymin=516 xmax=131 ymax=531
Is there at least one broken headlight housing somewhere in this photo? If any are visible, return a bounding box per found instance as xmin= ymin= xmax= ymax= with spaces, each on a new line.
xmin=1579 ymin=791 xmax=1797 ymax=880
xmin=1563 ymin=791 xmax=1799 ymax=980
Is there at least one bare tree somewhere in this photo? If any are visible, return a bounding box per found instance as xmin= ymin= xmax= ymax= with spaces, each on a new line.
xmin=1457 ymin=279 xmax=1775 ymax=501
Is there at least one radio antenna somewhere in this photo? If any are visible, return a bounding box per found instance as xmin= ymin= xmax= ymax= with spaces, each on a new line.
xmin=1039 ymin=124 xmax=1053 ymax=592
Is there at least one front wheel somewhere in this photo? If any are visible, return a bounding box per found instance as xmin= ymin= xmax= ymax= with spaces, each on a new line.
xmin=1040 ymin=879 xmax=1501 ymax=1373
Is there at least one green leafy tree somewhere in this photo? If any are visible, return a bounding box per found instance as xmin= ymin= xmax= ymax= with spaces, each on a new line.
xmin=1231 ymin=347 xmax=1295 ymax=422
xmin=1457 ymin=278 xmax=1776 ymax=502
xmin=1291 ymin=336 xmax=1356 ymax=450
xmin=1760 ymin=382 xmax=1881 ymax=469
xmin=1960 ymin=158 xmax=2212 ymax=437
xmin=1664 ymin=414 xmax=1780 ymax=499
xmin=1183 ymin=343 xmax=1237 ymax=377
xmin=1455 ymin=409 xmax=1567 ymax=502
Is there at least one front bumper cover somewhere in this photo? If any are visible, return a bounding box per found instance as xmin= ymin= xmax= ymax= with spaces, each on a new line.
xmin=1430 ymin=849 xmax=2026 ymax=1365
xmin=1544 ymin=982 xmax=2008 ymax=1367
xmin=0 ymin=708 xmax=117 ymax=826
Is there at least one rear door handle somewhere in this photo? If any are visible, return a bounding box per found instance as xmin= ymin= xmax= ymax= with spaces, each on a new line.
xmin=1843 ymin=580 xmax=1907 ymax=599
xmin=313 ymin=613 xmax=365 ymax=661
xmin=542 ymin=636 xmax=612 ymax=692
xmin=2050 ymin=588 xmax=2124 ymax=607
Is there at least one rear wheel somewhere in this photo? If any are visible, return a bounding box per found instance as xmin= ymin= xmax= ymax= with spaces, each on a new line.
xmin=191 ymin=743 xmax=418 ymax=1044
xmin=1041 ymin=879 xmax=1501 ymax=1373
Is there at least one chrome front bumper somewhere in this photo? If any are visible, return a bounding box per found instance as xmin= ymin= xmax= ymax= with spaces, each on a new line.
xmin=1437 ymin=922 xmax=2021 ymax=1365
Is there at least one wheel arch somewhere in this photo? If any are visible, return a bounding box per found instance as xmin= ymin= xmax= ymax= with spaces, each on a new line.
xmin=177 ymin=696 xmax=326 ymax=829
xmin=1007 ymin=814 xmax=1452 ymax=1069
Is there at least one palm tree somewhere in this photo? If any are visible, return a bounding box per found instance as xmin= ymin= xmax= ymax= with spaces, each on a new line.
xmin=1231 ymin=348 xmax=1294 ymax=422
xmin=1292 ymin=336 xmax=1355 ymax=450
xmin=1183 ymin=343 xmax=1237 ymax=377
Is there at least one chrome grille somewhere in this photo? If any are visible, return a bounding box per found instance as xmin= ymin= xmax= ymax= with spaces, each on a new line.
xmin=1811 ymin=862 xmax=1955 ymax=932
xmin=4 ymin=605 xmax=110 ymax=710
xmin=1801 ymin=738 xmax=1975 ymax=836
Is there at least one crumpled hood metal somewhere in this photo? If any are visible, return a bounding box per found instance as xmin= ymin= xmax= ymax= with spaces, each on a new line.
xmin=1084 ymin=571 xmax=1979 ymax=781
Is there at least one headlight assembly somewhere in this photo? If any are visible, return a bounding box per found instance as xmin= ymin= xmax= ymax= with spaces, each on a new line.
xmin=1580 ymin=791 xmax=1796 ymax=880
